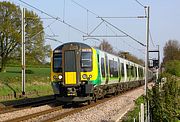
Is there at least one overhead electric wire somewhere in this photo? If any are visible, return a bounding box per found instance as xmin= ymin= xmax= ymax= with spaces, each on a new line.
xmin=102 ymin=19 xmax=146 ymax=46
xmin=19 ymin=0 xmax=87 ymax=35
xmin=87 ymin=10 xmax=89 ymax=34
xmin=48 ymin=26 xmax=56 ymax=37
xmin=97 ymin=16 xmax=146 ymax=19
xmin=134 ymin=0 xmax=146 ymax=8
xmin=71 ymin=0 xmax=98 ymax=17
xmin=63 ymin=0 xmax=65 ymax=22
xmin=71 ymin=0 xmax=145 ymax=47
xmin=104 ymin=22 xmax=117 ymax=35
xmin=88 ymin=20 xmax=104 ymax=35
xmin=149 ymin=30 xmax=155 ymax=48
xmin=30 ymin=19 xmax=57 ymax=40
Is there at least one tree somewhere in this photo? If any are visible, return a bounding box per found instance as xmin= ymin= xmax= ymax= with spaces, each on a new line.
xmin=165 ymin=60 xmax=180 ymax=77
xmin=0 ymin=1 xmax=50 ymax=72
xmin=118 ymin=51 xmax=144 ymax=65
xmin=98 ymin=39 xmax=114 ymax=54
xmin=96 ymin=39 xmax=144 ymax=65
xmin=163 ymin=40 xmax=180 ymax=64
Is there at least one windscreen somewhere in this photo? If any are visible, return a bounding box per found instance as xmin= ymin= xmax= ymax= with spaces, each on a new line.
xmin=64 ymin=51 xmax=76 ymax=72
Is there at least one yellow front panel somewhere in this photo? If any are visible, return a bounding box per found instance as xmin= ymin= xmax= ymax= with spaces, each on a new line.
xmin=81 ymin=48 xmax=98 ymax=81
xmin=65 ymin=72 xmax=76 ymax=84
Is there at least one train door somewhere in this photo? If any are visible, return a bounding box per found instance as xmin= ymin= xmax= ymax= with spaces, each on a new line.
xmin=100 ymin=56 xmax=106 ymax=85
xmin=62 ymin=45 xmax=81 ymax=85
xmin=118 ymin=59 xmax=121 ymax=82
xmin=105 ymin=54 xmax=109 ymax=84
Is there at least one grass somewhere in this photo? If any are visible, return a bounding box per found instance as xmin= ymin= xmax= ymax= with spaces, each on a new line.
xmin=0 ymin=67 xmax=53 ymax=97
xmin=0 ymin=67 xmax=50 ymax=79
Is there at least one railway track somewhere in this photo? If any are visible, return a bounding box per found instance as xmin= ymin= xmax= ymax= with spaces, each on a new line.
xmin=1 ymin=82 xmax=154 ymax=122
xmin=5 ymin=106 xmax=63 ymax=122
xmin=0 ymin=95 xmax=55 ymax=114
xmin=3 ymin=87 xmax=138 ymax=122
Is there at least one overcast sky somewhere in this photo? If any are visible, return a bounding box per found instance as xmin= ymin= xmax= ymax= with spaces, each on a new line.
xmin=6 ymin=0 xmax=180 ymax=62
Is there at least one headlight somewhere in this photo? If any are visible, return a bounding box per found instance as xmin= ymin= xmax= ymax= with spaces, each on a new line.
xmin=82 ymin=74 xmax=87 ymax=79
xmin=53 ymin=75 xmax=56 ymax=79
xmin=89 ymin=75 xmax=92 ymax=78
xmin=58 ymin=75 xmax=63 ymax=79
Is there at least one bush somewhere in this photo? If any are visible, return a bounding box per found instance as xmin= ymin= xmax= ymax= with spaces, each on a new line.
xmin=165 ymin=60 xmax=180 ymax=77
xmin=148 ymin=75 xmax=180 ymax=121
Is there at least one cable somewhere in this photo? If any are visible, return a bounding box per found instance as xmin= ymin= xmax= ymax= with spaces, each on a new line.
xmin=102 ymin=19 xmax=146 ymax=46
xmin=71 ymin=0 xmax=145 ymax=47
xmin=104 ymin=22 xmax=117 ymax=35
xmin=149 ymin=30 xmax=155 ymax=48
xmin=89 ymin=20 xmax=104 ymax=35
xmin=71 ymin=0 xmax=98 ymax=17
xmin=48 ymin=26 xmax=56 ymax=36
xmin=134 ymin=0 xmax=146 ymax=8
xmin=19 ymin=0 xmax=87 ymax=35
xmin=45 ymin=37 xmax=63 ymax=43
xmin=97 ymin=16 xmax=146 ymax=19
xmin=30 ymin=19 xmax=57 ymax=40
xmin=121 ymin=39 xmax=145 ymax=54
xmin=63 ymin=0 xmax=65 ymax=22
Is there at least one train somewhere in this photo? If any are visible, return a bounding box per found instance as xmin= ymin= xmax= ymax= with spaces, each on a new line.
xmin=50 ymin=42 xmax=153 ymax=103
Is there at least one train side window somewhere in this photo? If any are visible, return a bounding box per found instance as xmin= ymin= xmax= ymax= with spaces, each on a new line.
xmin=131 ymin=66 xmax=134 ymax=77
xmin=138 ymin=68 xmax=143 ymax=77
xmin=121 ymin=63 xmax=124 ymax=77
xmin=97 ymin=54 xmax=99 ymax=63
xmin=126 ymin=64 xmax=130 ymax=77
xmin=118 ymin=59 xmax=121 ymax=77
xmin=101 ymin=58 xmax=105 ymax=77
xmin=105 ymin=54 xmax=108 ymax=77
xmin=109 ymin=60 xmax=114 ymax=77
xmin=135 ymin=67 xmax=137 ymax=77
xmin=113 ymin=61 xmax=118 ymax=77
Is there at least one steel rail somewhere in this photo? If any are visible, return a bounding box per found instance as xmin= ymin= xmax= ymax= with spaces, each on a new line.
xmin=4 ymin=106 xmax=62 ymax=122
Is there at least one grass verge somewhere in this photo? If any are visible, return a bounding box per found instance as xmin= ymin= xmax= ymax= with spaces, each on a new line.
xmin=0 ymin=67 xmax=53 ymax=100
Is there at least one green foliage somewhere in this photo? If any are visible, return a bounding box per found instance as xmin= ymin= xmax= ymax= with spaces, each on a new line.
xmin=165 ymin=60 xmax=180 ymax=77
xmin=148 ymin=75 xmax=180 ymax=121
xmin=0 ymin=1 xmax=50 ymax=72
xmin=122 ymin=96 xmax=144 ymax=122
xmin=163 ymin=40 xmax=180 ymax=64
xmin=98 ymin=39 xmax=114 ymax=54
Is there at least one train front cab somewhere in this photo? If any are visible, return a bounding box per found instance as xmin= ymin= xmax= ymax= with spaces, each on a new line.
xmin=51 ymin=43 xmax=98 ymax=103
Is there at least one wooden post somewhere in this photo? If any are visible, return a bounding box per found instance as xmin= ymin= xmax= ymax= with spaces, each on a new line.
xmin=141 ymin=103 xmax=144 ymax=122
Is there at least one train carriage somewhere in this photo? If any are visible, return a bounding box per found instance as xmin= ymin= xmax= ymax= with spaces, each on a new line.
xmin=51 ymin=42 xmax=153 ymax=103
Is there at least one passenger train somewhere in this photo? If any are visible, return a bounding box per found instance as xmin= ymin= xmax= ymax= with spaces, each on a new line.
xmin=50 ymin=42 xmax=153 ymax=103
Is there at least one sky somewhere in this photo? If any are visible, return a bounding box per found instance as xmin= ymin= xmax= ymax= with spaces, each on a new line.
xmin=4 ymin=0 xmax=180 ymax=62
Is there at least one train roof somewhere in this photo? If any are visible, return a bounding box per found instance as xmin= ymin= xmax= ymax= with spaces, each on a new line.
xmin=94 ymin=48 xmax=144 ymax=68
xmin=54 ymin=42 xmax=92 ymax=52
xmin=54 ymin=42 xmax=145 ymax=68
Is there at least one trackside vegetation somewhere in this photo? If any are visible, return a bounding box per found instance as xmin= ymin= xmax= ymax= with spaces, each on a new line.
xmin=122 ymin=74 xmax=180 ymax=122
xmin=148 ymin=74 xmax=180 ymax=121
xmin=122 ymin=96 xmax=144 ymax=122
xmin=123 ymin=40 xmax=180 ymax=121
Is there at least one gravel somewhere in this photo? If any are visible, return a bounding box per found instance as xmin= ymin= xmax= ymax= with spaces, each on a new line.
xmin=0 ymin=105 xmax=52 ymax=122
xmin=26 ymin=108 xmax=74 ymax=122
xmin=57 ymin=85 xmax=150 ymax=122
xmin=0 ymin=84 xmax=153 ymax=122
